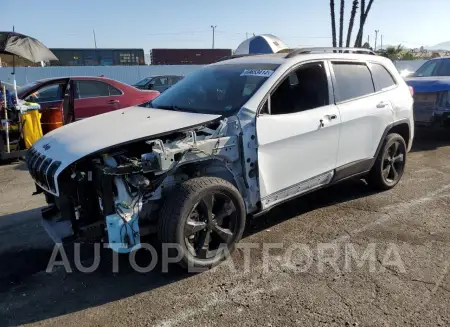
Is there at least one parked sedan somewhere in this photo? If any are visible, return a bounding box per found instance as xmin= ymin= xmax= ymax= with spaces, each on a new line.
xmin=18 ymin=76 xmax=159 ymax=133
xmin=405 ymin=57 xmax=450 ymax=127
xmin=132 ymin=75 xmax=183 ymax=93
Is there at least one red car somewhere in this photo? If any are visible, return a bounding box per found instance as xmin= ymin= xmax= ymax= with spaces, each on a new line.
xmin=17 ymin=76 xmax=159 ymax=134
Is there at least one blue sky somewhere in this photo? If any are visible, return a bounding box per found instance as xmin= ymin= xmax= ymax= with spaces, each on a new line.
xmin=3 ymin=0 xmax=450 ymax=51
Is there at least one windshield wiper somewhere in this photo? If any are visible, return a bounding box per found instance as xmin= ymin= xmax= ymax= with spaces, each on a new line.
xmin=156 ymin=105 xmax=193 ymax=112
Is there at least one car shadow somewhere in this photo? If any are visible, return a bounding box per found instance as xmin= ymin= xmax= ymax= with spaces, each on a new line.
xmin=411 ymin=127 xmax=450 ymax=152
xmin=0 ymin=178 xmax=378 ymax=326
xmin=246 ymin=178 xmax=376 ymax=235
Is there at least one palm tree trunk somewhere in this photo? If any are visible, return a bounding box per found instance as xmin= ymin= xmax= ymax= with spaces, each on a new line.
xmin=339 ymin=0 xmax=345 ymax=47
xmin=330 ymin=0 xmax=337 ymax=47
xmin=354 ymin=0 xmax=374 ymax=47
xmin=346 ymin=0 xmax=359 ymax=47
xmin=358 ymin=0 xmax=365 ymax=47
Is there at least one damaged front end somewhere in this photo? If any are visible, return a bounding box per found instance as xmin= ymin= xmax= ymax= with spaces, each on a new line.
xmin=30 ymin=115 xmax=258 ymax=253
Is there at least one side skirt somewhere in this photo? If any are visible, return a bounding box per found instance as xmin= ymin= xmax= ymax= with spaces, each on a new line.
xmin=253 ymin=158 xmax=375 ymax=218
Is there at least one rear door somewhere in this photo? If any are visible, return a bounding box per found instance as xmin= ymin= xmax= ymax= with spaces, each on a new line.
xmin=74 ymin=80 xmax=123 ymax=119
xmin=331 ymin=61 xmax=393 ymax=168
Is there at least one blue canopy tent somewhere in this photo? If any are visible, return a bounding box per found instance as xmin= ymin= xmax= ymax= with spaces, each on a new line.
xmin=235 ymin=34 xmax=288 ymax=55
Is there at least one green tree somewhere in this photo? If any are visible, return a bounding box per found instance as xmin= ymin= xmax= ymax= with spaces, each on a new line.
xmin=380 ymin=45 xmax=403 ymax=60
xmin=400 ymin=52 xmax=419 ymax=60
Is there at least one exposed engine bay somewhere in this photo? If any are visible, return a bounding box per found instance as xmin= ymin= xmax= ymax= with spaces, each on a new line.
xmin=38 ymin=115 xmax=259 ymax=253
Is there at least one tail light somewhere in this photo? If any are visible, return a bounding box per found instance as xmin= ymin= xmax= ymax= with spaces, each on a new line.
xmin=408 ymin=86 xmax=414 ymax=97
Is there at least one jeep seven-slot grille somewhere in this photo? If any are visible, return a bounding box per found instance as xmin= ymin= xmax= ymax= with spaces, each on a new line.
xmin=25 ymin=148 xmax=61 ymax=193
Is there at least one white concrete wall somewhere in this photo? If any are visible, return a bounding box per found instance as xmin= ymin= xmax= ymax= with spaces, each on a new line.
xmin=0 ymin=65 xmax=204 ymax=86
xmin=0 ymin=60 xmax=427 ymax=87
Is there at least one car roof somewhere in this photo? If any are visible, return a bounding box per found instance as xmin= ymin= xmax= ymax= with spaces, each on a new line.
xmin=35 ymin=76 xmax=121 ymax=83
xmin=211 ymin=52 xmax=393 ymax=66
xmin=140 ymin=75 xmax=183 ymax=78
xmin=428 ymin=56 xmax=450 ymax=61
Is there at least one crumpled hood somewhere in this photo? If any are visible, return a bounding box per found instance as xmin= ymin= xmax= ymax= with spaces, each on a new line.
xmin=32 ymin=106 xmax=221 ymax=170
xmin=405 ymin=77 xmax=450 ymax=93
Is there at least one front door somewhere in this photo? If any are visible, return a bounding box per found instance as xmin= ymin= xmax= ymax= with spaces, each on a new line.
xmin=256 ymin=61 xmax=341 ymax=207
xmin=25 ymin=82 xmax=67 ymax=134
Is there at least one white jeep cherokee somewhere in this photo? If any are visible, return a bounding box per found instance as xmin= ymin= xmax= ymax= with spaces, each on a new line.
xmin=27 ymin=48 xmax=414 ymax=268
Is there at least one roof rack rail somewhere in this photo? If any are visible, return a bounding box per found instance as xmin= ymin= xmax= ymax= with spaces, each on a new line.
xmin=285 ymin=47 xmax=376 ymax=58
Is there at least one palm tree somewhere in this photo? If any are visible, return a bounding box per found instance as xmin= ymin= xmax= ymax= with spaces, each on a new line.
xmin=381 ymin=45 xmax=403 ymax=60
xmin=330 ymin=0 xmax=337 ymax=47
xmin=339 ymin=0 xmax=345 ymax=47
xmin=359 ymin=0 xmax=365 ymax=47
xmin=346 ymin=0 xmax=359 ymax=47
xmin=354 ymin=0 xmax=374 ymax=47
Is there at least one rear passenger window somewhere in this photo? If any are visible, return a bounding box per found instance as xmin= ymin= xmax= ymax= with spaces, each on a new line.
xmin=332 ymin=62 xmax=375 ymax=102
xmin=76 ymin=80 xmax=110 ymax=98
xmin=109 ymin=86 xmax=122 ymax=96
xmin=370 ymin=63 xmax=397 ymax=91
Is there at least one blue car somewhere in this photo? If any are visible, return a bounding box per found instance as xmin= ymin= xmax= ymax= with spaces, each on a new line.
xmin=405 ymin=57 xmax=450 ymax=126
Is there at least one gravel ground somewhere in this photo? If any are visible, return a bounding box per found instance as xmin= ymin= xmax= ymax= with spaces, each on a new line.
xmin=0 ymin=129 xmax=449 ymax=327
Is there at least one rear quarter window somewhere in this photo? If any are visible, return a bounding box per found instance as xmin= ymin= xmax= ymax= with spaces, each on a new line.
xmin=332 ymin=62 xmax=375 ymax=102
xmin=369 ymin=63 xmax=397 ymax=91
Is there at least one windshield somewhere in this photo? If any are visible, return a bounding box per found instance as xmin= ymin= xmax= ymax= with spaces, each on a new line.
xmin=140 ymin=63 xmax=279 ymax=115
xmin=414 ymin=59 xmax=450 ymax=77
xmin=133 ymin=77 xmax=153 ymax=87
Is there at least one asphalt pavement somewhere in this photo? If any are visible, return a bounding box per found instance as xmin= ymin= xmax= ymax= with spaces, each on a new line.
xmin=0 ymin=129 xmax=449 ymax=327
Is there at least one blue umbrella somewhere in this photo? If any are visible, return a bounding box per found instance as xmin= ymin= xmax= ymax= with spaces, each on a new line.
xmin=235 ymin=34 xmax=288 ymax=55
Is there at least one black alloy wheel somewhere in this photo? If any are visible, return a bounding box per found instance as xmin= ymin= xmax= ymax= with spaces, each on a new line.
xmin=381 ymin=140 xmax=405 ymax=185
xmin=368 ymin=133 xmax=407 ymax=190
xmin=158 ymin=177 xmax=246 ymax=269
xmin=184 ymin=192 xmax=238 ymax=260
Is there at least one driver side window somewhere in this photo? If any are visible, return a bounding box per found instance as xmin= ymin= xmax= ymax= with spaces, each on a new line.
xmin=25 ymin=84 xmax=63 ymax=103
xmin=268 ymin=62 xmax=329 ymax=115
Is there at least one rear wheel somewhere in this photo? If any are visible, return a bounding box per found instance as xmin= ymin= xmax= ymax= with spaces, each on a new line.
xmin=368 ymin=133 xmax=406 ymax=190
xmin=158 ymin=177 xmax=246 ymax=269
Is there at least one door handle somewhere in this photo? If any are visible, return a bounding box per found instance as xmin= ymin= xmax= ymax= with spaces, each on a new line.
xmin=376 ymin=101 xmax=387 ymax=108
xmin=320 ymin=114 xmax=338 ymax=127
xmin=107 ymin=100 xmax=120 ymax=104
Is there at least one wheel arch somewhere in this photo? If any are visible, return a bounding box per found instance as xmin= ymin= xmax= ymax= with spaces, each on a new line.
xmin=374 ymin=119 xmax=411 ymax=159
xmin=174 ymin=158 xmax=241 ymax=191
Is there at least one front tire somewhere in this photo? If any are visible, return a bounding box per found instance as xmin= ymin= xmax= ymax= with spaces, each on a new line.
xmin=368 ymin=133 xmax=407 ymax=190
xmin=158 ymin=177 xmax=246 ymax=269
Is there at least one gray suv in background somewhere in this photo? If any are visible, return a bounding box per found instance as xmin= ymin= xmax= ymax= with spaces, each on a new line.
xmin=132 ymin=75 xmax=183 ymax=93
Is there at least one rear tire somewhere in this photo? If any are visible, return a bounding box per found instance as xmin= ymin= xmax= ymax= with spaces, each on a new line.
xmin=158 ymin=177 xmax=246 ymax=270
xmin=368 ymin=133 xmax=407 ymax=190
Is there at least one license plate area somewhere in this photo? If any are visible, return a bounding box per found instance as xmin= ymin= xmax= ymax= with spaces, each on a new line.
xmin=414 ymin=92 xmax=437 ymax=111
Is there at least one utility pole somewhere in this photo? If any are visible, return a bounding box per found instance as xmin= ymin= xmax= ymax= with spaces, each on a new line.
xmin=246 ymin=32 xmax=248 ymax=39
xmin=93 ymin=29 xmax=97 ymax=49
xmin=374 ymin=30 xmax=379 ymax=51
xmin=367 ymin=35 xmax=370 ymax=46
xmin=380 ymin=34 xmax=383 ymax=50
xmin=211 ymin=25 xmax=217 ymax=49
